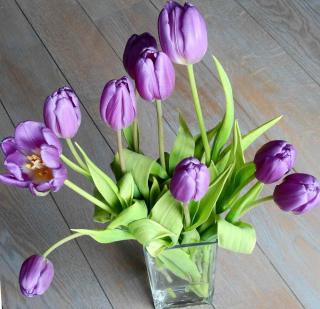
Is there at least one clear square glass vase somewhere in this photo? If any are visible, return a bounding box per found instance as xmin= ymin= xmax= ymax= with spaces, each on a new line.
xmin=144 ymin=241 xmax=217 ymax=309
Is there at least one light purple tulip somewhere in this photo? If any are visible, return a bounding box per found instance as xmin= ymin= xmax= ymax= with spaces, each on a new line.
xmin=254 ymin=140 xmax=296 ymax=184
xmin=135 ymin=48 xmax=175 ymax=101
xmin=0 ymin=121 xmax=67 ymax=196
xmin=123 ymin=32 xmax=158 ymax=79
xmin=171 ymin=157 xmax=210 ymax=203
xmin=158 ymin=1 xmax=208 ymax=65
xmin=44 ymin=87 xmax=81 ymax=139
xmin=19 ymin=255 xmax=54 ymax=297
xmin=100 ymin=76 xmax=137 ymax=130
xmin=274 ymin=173 xmax=320 ymax=214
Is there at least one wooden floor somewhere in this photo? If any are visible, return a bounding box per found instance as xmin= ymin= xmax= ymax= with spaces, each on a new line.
xmin=1 ymin=0 xmax=320 ymax=308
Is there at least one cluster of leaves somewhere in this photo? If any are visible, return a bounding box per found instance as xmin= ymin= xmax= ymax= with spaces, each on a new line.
xmin=72 ymin=57 xmax=281 ymax=257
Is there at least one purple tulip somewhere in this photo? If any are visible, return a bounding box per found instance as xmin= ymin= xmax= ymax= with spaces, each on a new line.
xmin=135 ymin=48 xmax=175 ymax=101
xmin=274 ymin=173 xmax=320 ymax=214
xmin=254 ymin=140 xmax=296 ymax=184
xmin=44 ymin=87 xmax=81 ymax=139
xmin=100 ymin=76 xmax=137 ymax=130
xmin=0 ymin=121 xmax=67 ymax=196
xmin=19 ymin=255 xmax=54 ymax=297
xmin=171 ymin=157 xmax=210 ymax=203
xmin=123 ymin=32 xmax=158 ymax=79
xmin=158 ymin=1 xmax=208 ymax=65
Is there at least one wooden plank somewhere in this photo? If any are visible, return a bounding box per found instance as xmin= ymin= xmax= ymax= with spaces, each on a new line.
xmin=0 ymin=106 xmax=111 ymax=309
xmin=148 ymin=0 xmax=320 ymax=307
xmin=27 ymin=0 xmax=304 ymax=307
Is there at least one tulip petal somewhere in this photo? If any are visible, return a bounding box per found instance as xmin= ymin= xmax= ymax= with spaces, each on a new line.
xmin=1 ymin=137 xmax=16 ymax=155
xmin=0 ymin=174 xmax=29 ymax=188
xmin=40 ymin=145 xmax=61 ymax=169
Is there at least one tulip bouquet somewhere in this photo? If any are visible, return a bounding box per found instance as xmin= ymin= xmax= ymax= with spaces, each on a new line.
xmin=1 ymin=1 xmax=319 ymax=308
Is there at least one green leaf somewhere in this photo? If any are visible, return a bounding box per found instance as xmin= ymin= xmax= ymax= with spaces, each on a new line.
xmin=211 ymin=56 xmax=235 ymax=161
xmin=169 ymin=114 xmax=195 ymax=174
xmin=226 ymin=182 xmax=264 ymax=223
xmin=75 ymin=143 xmax=123 ymax=212
xmin=229 ymin=121 xmax=245 ymax=169
xmin=181 ymin=230 xmax=200 ymax=245
xmin=200 ymin=224 xmax=218 ymax=242
xmin=217 ymin=219 xmax=256 ymax=254
xmin=187 ymin=164 xmax=233 ymax=231
xmin=194 ymin=122 xmax=221 ymax=160
xmin=208 ymin=160 xmax=219 ymax=183
xmin=108 ymin=200 xmax=148 ymax=229
xmin=150 ymin=191 xmax=183 ymax=239
xmin=93 ymin=207 xmax=111 ymax=223
xmin=123 ymin=122 xmax=139 ymax=151
xmin=71 ymin=228 xmax=134 ymax=244
xmin=150 ymin=177 xmax=161 ymax=207
xmin=118 ymin=173 xmax=135 ymax=206
xmin=112 ymin=149 xmax=168 ymax=200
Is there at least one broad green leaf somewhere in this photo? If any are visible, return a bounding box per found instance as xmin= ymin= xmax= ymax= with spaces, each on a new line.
xmin=216 ymin=115 xmax=283 ymax=172
xmin=76 ymin=143 xmax=123 ymax=212
xmin=208 ymin=160 xmax=219 ymax=183
xmin=217 ymin=219 xmax=256 ymax=254
xmin=112 ymin=149 xmax=167 ymax=200
xmin=211 ymin=56 xmax=234 ymax=161
xmin=226 ymin=182 xmax=264 ymax=223
xmin=108 ymin=200 xmax=148 ymax=229
xmin=150 ymin=191 xmax=183 ymax=238
xmin=169 ymin=114 xmax=195 ymax=174
xmin=150 ymin=177 xmax=161 ymax=207
xmin=93 ymin=207 xmax=111 ymax=223
xmin=200 ymin=224 xmax=218 ymax=242
xmin=71 ymin=228 xmax=134 ymax=244
xmin=194 ymin=122 xmax=221 ymax=160
xmin=187 ymin=164 xmax=233 ymax=231
xmin=118 ymin=173 xmax=135 ymax=206
xmin=189 ymin=200 xmax=200 ymax=223
xmin=123 ymin=122 xmax=139 ymax=151
xmin=181 ymin=230 xmax=200 ymax=245
xmin=228 ymin=121 xmax=245 ymax=169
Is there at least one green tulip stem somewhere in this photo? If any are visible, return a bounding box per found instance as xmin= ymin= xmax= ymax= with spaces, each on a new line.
xmin=64 ymin=179 xmax=116 ymax=215
xmin=117 ymin=130 xmax=125 ymax=173
xmin=183 ymin=202 xmax=191 ymax=227
xmin=156 ymin=100 xmax=166 ymax=170
xmin=66 ymin=138 xmax=87 ymax=170
xmin=43 ymin=232 xmax=84 ymax=258
xmin=187 ymin=64 xmax=210 ymax=165
xmin=60 ymin=154 xmax=91 ymax=178
xmin=133 ymin=118 xmax=139 ymax=153
xmin=249 ymin=195 xmax=273 ymax=206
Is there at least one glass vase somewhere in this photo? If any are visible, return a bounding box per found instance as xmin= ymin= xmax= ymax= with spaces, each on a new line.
xmin=144 ymin=241 xmax=217 ymax=309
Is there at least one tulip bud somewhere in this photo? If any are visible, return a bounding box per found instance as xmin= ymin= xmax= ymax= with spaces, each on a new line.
xmin=100 ymin=76 xmax=137 ymax=130
xmin=274 ymin=173 xmax=320 ymax=214
xmin=19 ymin=255 xmax=54 ymax=297
xmin=123 ymin=32 xmax=158 ymax=79
xmin=43 ymin=87 xmax=81 ymax=139
xmin=170 ymin=157 xmax=210 ymax=203
xmin=135 ymin=48 xmax=175 ymax=101
xmin=254 ymin=140 xmax=296 ymax=184
xmin=158 ymin=1 xmax=208 ymax=65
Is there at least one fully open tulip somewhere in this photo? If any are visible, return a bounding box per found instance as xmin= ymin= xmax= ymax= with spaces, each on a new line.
xmin=19 ymin=255 xmax=54 ymax=297
xmin=44 ymin=87 xmax=81 ymax=139
xmin=171 ymin=157 xmax=210 ymax=203
xmin=254 ymin=140 xmax=296 ymax=184
xmin=135 ymin=48 xmax=175 ymax=101
xmin=123 ymin=32 xmax=158 ymax=79
xmin=158 ymin=1 xmax=208 ymax=65
xmin=0 ymin=121 xmax=67 ymax=196
xmin=274 ymin=173 xmax=320 ymax=214
xmin=100 ymin=76 xmax=137 ymax=130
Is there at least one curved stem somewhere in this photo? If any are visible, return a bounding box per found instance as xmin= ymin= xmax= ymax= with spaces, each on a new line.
xmin=246 ymin=195 xmax=273 ymax=208
xmin=133 ymin=118 xmax=139 ymax=153
xmin=183 ymin=202 xmax=191 ymax=227
xmin=156 ymin=100 xmax=166 ymax=170
xmin=187 ymin=64 xmax=211 ymax=165
xmin=60 ymin=154 xmax=91 ymax=178
xmin=66 ymin=139 xmax=87 ymax=170
xmin=117 ymin=130 xmax=125 ymax=173
xmin=64 ymin=179 xmax=117 ymax=215
xmin=43 ymin=232 xmax=84 ymax=258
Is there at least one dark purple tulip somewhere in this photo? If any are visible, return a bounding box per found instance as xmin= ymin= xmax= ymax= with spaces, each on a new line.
xmin=19 ymin=255 xmax=54 ymax=297
xmin=274 ymin=173 xmax=320 ymax=214
xmin=123 ymin=32 xmax=158 ymax=79
xmin=171 ymin=157 xmax=210 ymax=203
xmin=100 ymin=76 xmax=137 ymax=130
xmin=0 ymin=121 xmax=67 ymax=196
xmin=44 ymin=87 xmax=81 ymax=139
xmin=254 ymin=140 xmax=296 ymax=184
xmin=135 ymin=48 xmax=175 ymax=101
xmin=158 ymin=1 xmax=208 ymax=65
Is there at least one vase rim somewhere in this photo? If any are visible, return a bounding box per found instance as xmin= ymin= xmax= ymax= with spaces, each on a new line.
xmin=166 ymin=240 xmax=217 ymax=250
